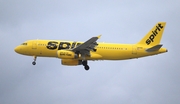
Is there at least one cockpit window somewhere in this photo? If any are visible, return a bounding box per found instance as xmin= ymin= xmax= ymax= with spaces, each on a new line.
xmin=21 ymin=43 xmax=27 ymax=45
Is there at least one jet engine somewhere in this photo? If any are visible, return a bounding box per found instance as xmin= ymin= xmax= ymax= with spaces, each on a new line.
xmin=61 ymin=59 xmax=82 ymax=66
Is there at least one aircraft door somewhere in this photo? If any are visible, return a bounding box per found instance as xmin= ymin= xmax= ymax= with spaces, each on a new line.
xmin=132 ymin=45 xmax=137 ymax=54
xmin=32 ymin=41 xmax=37 ymax=49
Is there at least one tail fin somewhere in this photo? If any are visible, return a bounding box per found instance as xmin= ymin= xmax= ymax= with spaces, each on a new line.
xmin=137 ymin=22 xmax=166 ymax=46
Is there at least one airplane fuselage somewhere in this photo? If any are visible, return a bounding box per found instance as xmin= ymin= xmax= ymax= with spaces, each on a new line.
xmin=15 ymin=40 xmax=167 ymax=60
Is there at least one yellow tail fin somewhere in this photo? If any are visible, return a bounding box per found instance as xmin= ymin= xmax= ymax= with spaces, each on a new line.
xmin=137 ymin=22 xmax=166 ymax=46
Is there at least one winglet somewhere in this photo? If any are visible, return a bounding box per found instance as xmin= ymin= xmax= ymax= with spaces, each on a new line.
xmin=97 ymin=35 xmax=102 ymax=39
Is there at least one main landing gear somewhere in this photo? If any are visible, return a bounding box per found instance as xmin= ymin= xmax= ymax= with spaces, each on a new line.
xmin=82 ymin=60 xmax=90 ymax=71
xmin=32 ymin=56 xmax=37 ymax=65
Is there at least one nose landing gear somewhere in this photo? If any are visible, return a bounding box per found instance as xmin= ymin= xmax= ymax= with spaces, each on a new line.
xmin=32 ymin=56 xmax=37 ymax=65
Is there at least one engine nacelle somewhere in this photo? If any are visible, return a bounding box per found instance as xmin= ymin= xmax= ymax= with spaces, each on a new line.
xmin=57 ymin=50 xmax=78 ymax=59
xmin=61 ymin=59 xmax=82 ymax=66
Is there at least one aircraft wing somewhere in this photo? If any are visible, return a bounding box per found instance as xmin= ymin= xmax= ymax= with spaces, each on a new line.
xmin=72 ymin=35 xmax=101 ymax=57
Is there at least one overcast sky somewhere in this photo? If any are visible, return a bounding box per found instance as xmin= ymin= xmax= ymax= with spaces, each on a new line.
xmin=1 ymin=0 xmax=180 ymax=104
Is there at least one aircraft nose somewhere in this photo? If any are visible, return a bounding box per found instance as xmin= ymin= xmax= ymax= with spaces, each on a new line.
xmin=14 ymin=46 xmax=20 ymax=53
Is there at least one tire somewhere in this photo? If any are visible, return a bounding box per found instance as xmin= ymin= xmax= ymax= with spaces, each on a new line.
xmin=84 ymin=65 xmax=89 ymax=70
xmin=32 ymin=61 xmax=36 ymax=65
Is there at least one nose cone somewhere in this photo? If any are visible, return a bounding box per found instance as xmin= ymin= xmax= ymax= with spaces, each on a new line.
xmin=14 ymin=46 xmax=20 ymax=53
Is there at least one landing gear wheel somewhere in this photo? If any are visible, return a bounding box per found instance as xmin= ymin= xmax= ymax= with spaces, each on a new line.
xmin=82 ymin=60 xmax=90 ymax=70
xmin=32 ymin=61 xmax=36 ymax=65
xmin=84 ymin=65 xmax=89 ymax=71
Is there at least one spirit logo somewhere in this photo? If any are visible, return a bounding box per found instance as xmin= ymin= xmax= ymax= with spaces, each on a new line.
xmin=146 ymin=24 xmax=163 ymax=45
xmin=47 ymin=41 xmax=82 ymax=50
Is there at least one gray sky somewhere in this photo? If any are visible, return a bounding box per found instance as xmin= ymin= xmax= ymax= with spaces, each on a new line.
xmin=0 ymin=0 xmax=180 ymax=104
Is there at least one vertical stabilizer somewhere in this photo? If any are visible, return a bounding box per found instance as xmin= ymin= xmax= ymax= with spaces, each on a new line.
xmin=137 ymin=22 xmax=166 ymax=46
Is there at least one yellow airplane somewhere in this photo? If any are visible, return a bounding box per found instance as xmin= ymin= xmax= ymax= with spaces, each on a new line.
xmin=14 ymin=22 xmax=168 ymax=70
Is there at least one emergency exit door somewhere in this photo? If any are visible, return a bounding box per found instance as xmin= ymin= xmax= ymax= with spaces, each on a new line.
xmin=132 ymin=45 xmax=137 ymax=54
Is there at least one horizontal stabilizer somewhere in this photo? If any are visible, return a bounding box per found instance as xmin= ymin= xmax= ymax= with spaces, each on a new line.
xmin=146 ymin=44 xmax=163 ymax=52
